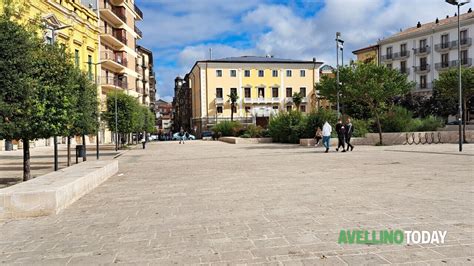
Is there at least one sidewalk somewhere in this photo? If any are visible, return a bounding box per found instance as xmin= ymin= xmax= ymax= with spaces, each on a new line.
xmin=0 ymin=144 xmax=123 ymax=188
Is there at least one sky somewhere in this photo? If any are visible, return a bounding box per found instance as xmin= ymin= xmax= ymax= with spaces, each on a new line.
xmin=135 ymin=0 xmax=473 ymax=103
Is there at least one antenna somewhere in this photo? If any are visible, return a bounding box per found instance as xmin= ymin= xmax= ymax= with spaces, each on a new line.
xmin=209 ymin=48 xmax=212 ymax=60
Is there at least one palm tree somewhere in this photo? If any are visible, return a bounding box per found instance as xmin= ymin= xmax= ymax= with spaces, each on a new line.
xmin=227 ymin=90 xmax=239 ymax=121
xmin=292 ymin=92 xmax=303 ymax=111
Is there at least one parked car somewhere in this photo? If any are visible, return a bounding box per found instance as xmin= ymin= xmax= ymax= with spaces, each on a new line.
xmin=149 ymin=135 xmax=159 ymax=141
xmin=201 ymin=131 xmax=214 ymax=140
xmin=172 ymin=132 xmax=195 ymax=140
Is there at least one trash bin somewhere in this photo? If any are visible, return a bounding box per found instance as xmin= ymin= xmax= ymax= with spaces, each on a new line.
xmin=76 ymin=145 xmax=85 ymax=157
xmin=5 ymin=140 xmax=13 ymax=151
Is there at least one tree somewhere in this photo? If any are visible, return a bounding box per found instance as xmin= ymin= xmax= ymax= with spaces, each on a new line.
xmin=320 ymin=63 xmax=414 ymax=144
xmin=227 ymin=90 xmax=239 ymax=121
xmin=433 ymin=67 xmax=474 ymax=142
xmin=292 ymin=92 xmax=303 ymax=111
xmin=0 ymin=14 xmax=77 ymax=180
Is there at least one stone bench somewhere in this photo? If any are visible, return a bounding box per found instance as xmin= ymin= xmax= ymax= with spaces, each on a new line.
xmin=219 ymin=137 xmax=273 ymax=144
xmin=0 ymin=160 xmax=118 ymax=219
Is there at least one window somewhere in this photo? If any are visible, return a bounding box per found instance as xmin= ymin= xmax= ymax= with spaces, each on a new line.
xmin=300 ymin=70 xmax=306 ymax=77
xmin=461 ymin=30 xmax=468 ymax=45
xmin=230 ymin=88 xmax=237 ymax=95
xmin=217 ymin=106 xmax=223 ymax=113
xmin=272 ymin=70 xmax=278 ymax=77
xmin=258 ymin=70 xmax=264 ymax=77
xmin=74 ymin=49 xmax=80 ymax=67
xmin=244 ymin=70 xmax=250 ymax=77
xmin=245 ymin=106 xmax=251 ymax=113
xmin=286 ymin=70 xmax=292 ymax=77
xmin=420 ymin=57 xmax=427 ymax=70
xmin=286 ymin=87 xmax=292 ymax=97
xmin=386 ymin=47 xmax=392 ymax=59
xmin=273 ymin=106 xmax=279 ymax=110
xmin=419 ymin=39 xmax=427 ymax=53
xmin=420 ymin=75 xmax=427 ymax=89
xmin=216 ymin=70 xmax=222 ymax=77
xmin=286 ymin=105 xmax=292 ymax=112
xmin=216 ymin=88 xmax=223 ymax=98
xmin=400 ymin=61 xmax=407 ymax=74
xmin=441 ymin=53 xmax=449 ymax=67
xmin=299 ymin=87 xmax=306 ymax=96
xmin=258 ymin=87 xmax=265 ymax=98
xmin=244 ymin=87 xmax=251 ymax=98
xmin=230 ymin=70 xmax=236 ymax=77
xmin=87 ymin=55 xmax=93 ymax=80
xmin=441 ymin=34 xmax=449 ymax=48
xmin=461 ymin=50 xmax=468 ymax=65
xmin=386 ymin=63 xmax=392 ymax=69
xmin=400 ymin=43 xmax=407 ymax=57
xmin=272 ymin=87 xmax=278 ymax=98
xmin=300 ymin=105 xmax=306 ymax=113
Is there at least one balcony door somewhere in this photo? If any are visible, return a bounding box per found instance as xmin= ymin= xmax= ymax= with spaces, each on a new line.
xmin=441 ymin=34 xmax=449 ymax=49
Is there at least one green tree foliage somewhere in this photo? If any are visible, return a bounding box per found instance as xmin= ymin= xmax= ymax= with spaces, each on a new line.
xmin=319 ymin=63 xmax=414 ymax=144
xmin=212 ymin=120 xmax=242 ymax=137
xmin=227 ymin=90 xmax=239 ymax=121
xmin=292 ymin=92 xmax=303 ymax=110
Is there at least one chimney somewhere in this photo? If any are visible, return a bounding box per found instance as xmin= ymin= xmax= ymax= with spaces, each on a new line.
xmin=312 ymin=57 xmax=316 ymax=62
xmin=436 ymin=18 xmax=439 ymax=24
xmin=446 ymin=15 xmax=449 ymax=18
xmin=454 ymin=12 xmax=457 ymax=16
xmin=417 ymin=21 xmax=421 ymax=28
xmin=468 ymin=8 xmax=472 ymax=13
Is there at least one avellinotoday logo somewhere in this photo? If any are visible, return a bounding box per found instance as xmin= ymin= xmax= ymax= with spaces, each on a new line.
xmin=338 ymin=230 xmax=447 ymax=245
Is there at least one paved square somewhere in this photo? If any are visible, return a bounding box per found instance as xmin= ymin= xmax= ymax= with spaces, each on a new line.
xmin=0 ymin=141 xmax=473 ymax=264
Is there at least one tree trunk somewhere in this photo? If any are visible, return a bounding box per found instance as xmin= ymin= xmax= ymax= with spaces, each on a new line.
xmin=82 ymin=134 xmax=87 ymax=162
xmin=67 ymin=136 xmax=71 ymax=167
xmin=23 ymin=138 xmax=31 ymax=181
xmin=374 ymin=112 xmax=383 ymax=145
xmin=231 ymin=103 xmax=234 ymax=121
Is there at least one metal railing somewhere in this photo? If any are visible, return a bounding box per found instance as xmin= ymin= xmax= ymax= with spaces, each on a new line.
xmin=414 ymin=46 xmax=430 ymax=55
xmin=397 ymin=68 xmax=410 ymax=75
xmin=393 ymin=51 xmax=410 ymax=60
xmin=101 ymin=76 xmax=127 ymax=89
xmin=99 ymin=0 xmax=126 ymax=23
xmin=381 ymin=54 xmax=393 ymax=61
xmin=134 ymin=4 xmax=143 ymax=19
xmin=460 ymin=37 xmax=472 ymax=46
xmin=414 ymin=64 xmax=430 ymax=73
xmin=215 ymin=97 xmax=224 ymax=105
xmin=101 ymin=50 xmax=127 ymax=67
xmin=435 ymin=58 xmax=473 ymax=70
xmin=135 ymin=25 xmax=143 ymax=38
xmin=100 ymin=27 xmax=127 ymax=45
xmin=434 ymin=40 xmax=457 ymax=52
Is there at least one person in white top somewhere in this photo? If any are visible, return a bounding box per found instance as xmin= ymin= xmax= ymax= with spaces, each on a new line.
xmin=322 ymin=121 xmax=332 ymax=153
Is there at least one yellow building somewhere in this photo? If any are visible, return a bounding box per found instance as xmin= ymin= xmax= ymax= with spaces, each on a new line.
xmin=352 ymin=44 xmax=379 ymax=65
xmin=187 ymin=56 xmax=323 ymax=131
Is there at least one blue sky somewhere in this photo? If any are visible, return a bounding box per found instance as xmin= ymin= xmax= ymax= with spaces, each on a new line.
xmin=135 ymin=0 xmax=473 ymax=102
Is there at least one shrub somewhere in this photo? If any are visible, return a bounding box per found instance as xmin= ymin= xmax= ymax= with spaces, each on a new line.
xmin=301 ymin=108 xmax=338 ymax=138
xmin=268 ymin=111 xmax=303 ymax=143
xmin=415 ymin=115 xmax=444 ymax=132
xmin=245 ymin=124 xmax=263 ymax=138
xmin=351 ymin=119 xmax=372 ymax=137
xmin=380 ymin=106 xmax=413 ymax=132
xmin=212 ymin=121 xmax=242 ymax=137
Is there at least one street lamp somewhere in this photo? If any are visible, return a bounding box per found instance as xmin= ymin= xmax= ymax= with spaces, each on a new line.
xmin=85 ymin=61 xmax=103 ymax=160
xmin=446 ymin=0 xmax=470 ymax=152
xmin=46 ymin=23 xmax=71 ymax=171
xmin=335 ymin=32 xmax=344 ymax=118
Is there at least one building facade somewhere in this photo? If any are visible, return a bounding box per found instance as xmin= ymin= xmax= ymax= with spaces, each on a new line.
xmin=378 ymin=11 xmax=473 ymax=96
xmin=155 ymin=99 xmax=173 ymax=134
xmin=172 ymin=76 xmax=192 ymax=132
xmin=352 ymin=44 xmax=379 ymax=65
xmin=136 ymin=45 xmax=155 ymax=107
xmin=186 ymin=56 xmax=323 ymax=135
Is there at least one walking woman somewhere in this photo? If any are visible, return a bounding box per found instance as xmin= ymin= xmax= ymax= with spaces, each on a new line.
xmin=335 ymin=118 xmax=346 ymax=152
xmin=345 ymin=118 xmax=354 ymax=151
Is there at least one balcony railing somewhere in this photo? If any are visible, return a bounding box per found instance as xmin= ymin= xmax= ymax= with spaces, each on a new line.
xmin=414 ymin=64 xmax=430 ymax=73
xmin=460 ymin=37 xmax=472 ymax=47
xmin=100 ymin=27 xmax=127 ymax=45
xmin=416 ymin=83 xmax=433 ymax=91
xmin=134 ymin=4 xmax=143 ymax=19
xmin=413 ymin=46 xmax=430 ymax=56
xmin=101 ymin=50 xmax=127 ymax=67
xmin=243 ymin=97 xmax=252 ymax=103
xmin=215 ymin=97 xmax=224 ymax=105
xmin=435 ymin=58 xmax=473 ymax=70
xmin=381 ymin=54 xmax=393 ymax=61
xmin=393 ymin=51 xmax=410 ymax=60
xmin=101 ymin=76 xmax=127 ymax=89
xmin=271 ymin=97 xmax=280 ymax=103
xmin=397 ymin=68 xmax=410 ymax=75
xmin=434 ymin=41 xmax=457 ymax=52
xmin=100 ymin=0 xmax=127 ymax=23
xmin=135 ymin=25 xmax=143 ymax=38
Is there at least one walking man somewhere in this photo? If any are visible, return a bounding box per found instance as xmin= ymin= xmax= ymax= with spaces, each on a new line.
xmin=345 ymin=118 xmax=354 ymax=151
xmin=322 ymin=121 xmax=332 ymax=153
xmin=335 ymin=118 xmax=346 ymax=152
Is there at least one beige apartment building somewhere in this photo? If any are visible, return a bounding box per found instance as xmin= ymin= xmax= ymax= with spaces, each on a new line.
xmin=186 ymin=56 xmax=323 ymax=133
xmin=98 ymin=0 xmax=143 ymax=143
xmin=137 ymin=45 xmax=155 ymax=107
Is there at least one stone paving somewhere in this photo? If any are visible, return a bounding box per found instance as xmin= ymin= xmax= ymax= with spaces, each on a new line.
xmin=0 ymin=141 xmax=473 ymax=265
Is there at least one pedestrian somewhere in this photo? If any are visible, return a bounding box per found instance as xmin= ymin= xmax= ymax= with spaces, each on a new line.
xmin=141 ymin=137 xmax=146 ymax=149
xmin=314 ymin=127 xmax=322 ymax=146
xmin=335 ymin=118 xmax=346 ymax=152
xmin=322 ymin=121 xmax=332 ymax=153
xmin=179 ymin=127 xmax=185 ymax=144
xmin=345 ymin=118 xmax=354 ymax=151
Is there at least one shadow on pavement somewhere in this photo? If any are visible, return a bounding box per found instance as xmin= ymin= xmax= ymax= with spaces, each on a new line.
xmin=385 ymin=149 xmax=474 ymax=157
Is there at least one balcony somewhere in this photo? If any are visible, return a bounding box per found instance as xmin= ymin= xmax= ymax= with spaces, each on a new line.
xmin=434 ymin=41 xmax=457 ymax=52
xmin=243 ymin=97 xmax=252 ymax=104
xmin=460 ymin=37 xmax=472 ymax=47
xmin=100 ymin=27 xmax=127 ymax=47
xmin=302 ymin=97 xmax=308 ymax=103
xmin=285 ymin=97 xmax=293 ymax=103
xmin=414 ymin=64 xmax=430 ymax=73
xmin=381 ymin=54 xmax=393 ymax=61
xmin=135 ymin=25 xmax=143 ymax=39
xmin=215 ymin=97 xmax=224 ymax=105
xmin=271 ymin=97 xmax=280 ymax=103
xmin=416 ymin=82 xmax=433 ymax=91
xmin=397 ymin=68 xmax=410 ymax=75
xmin=393 ymin=51 xmax=410 ymax=60
xmin=134 ymin=4 xmax=143 ymax=19
xmin=99 ymin=0 xmax=126 ymax=25
xmin=414 ymin=46 xmax=430 ymax=56
xmin=101 ymin=76 xmax=127 ymax=90
xmin=101 ymin=50 xmax=127 ymax=71
xmin=435 ymin=58 xmax=473 ymax=71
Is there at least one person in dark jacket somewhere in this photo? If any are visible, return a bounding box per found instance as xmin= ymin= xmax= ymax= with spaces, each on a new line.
xmin=335 ymin=118 xmax=346 ymax=152
xmin=345 ymin=118 xmax=354 ymax=151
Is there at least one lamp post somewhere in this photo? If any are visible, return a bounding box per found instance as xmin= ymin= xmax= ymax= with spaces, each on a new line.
xmin=47 ymin=24 xmax=71 ymax=171
xmin=446 ymin=0 xmax=470 ymax=152
xmin=335 ymin=32 xmax=344 ymax=118
xmin=85 ymin=61 xmax=103 ymax=160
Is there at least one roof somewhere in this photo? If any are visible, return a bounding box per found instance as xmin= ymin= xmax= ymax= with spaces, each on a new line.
xmin=320 ymin=65 xmax=335 ymax=72
xmin=198 ymin=56 xmax=323 ymax=64
xmin=352 ymin=44 xmax=379 ymax=55
xmin=156 ymin=99 xmax=171 ymax=105
xmin=380 ymin=11 xmax=474 ymax=44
